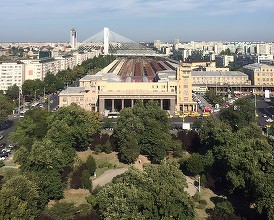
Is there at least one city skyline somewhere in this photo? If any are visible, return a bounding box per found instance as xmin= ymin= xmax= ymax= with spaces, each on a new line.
xmin=1 ymin=0 xmax=274 ymax=43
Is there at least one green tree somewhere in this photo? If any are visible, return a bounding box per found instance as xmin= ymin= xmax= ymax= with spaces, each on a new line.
xmin=15 ymin=138 xmax=64 ymax=171
xmin=86 ymin=155 xmax=96 ymax=176
xmin=0 ymin=175 xmax=41 ymax=220
xmin=114 ymin=101 xmax=174 ymax=163
xmin=184 ymin=153 xmax=204 ymax=175
xmin=44 ymin=73 xmax=63 ymax=93
xmin=220 ymin=48 xmax=232 ymax=55
xmin=47 ymin=103 xmax=101 ymax=150
xmin=43 ymin=202 xmax=77 ymax=220
xmin=0 ymin=94 xmax=14 ymax=124
xmin=27 ymin=169 xmax=64 ymax=205
xmin=6 ymin=84 xmax=20 ymax=100
xmin=22 ymin=79 xmax=44 ymax=100
xmin=212 ymin=199 xmax=235 ymax=217
xmin=82 ymin=169 xmax=92 ymax=190
xmin=219 ymin=98 xmax=255 ymax=130
xmin=46 ymin=119 xmax=75 ymax=166
xmin=9 ymin=108 xmax=50 ymax=148
xmin=95 ymin=163 xmax=195 ymax=219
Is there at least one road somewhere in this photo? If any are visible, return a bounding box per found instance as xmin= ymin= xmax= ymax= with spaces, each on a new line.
xmin=256 ymin=95 xmax=274 ymax=127
xmin=92 ymin=168 xmax=128 ymax=189
xmin=0 ymin=115 xmax=18 ymax=145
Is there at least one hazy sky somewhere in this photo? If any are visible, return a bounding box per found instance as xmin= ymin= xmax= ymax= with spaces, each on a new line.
xmin=1 ymin=0 xmax=274 ymax=43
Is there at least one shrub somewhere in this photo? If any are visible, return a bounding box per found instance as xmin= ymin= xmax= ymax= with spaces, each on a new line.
xmin=82 ymin=169 xmax=92 ymax=191
xmin=70 ymin=163 xmax=87 ymax=189
xmin=86 ymin=194 xmax=96 ymax=206
xmin=0 ymin=160 xmax=4 ymax=168
xmin=193 ymin=193 xmax=201 ymax=202
xmin=213 ymin=200 xmax=234 ymax=216
xmin=199 ymin=199 xmax=207 ymax=205
xmin=86 ymin=155 xmax=96 ymax=176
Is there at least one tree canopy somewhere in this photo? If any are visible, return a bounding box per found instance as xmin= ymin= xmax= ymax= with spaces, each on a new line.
xmin=113 ymin=100 xmax=174 ymax=163
xmin=198 ymin=114 xmax=274 ymax=219
xmin=95 ymin=162 xmax=195 ymax=219
xmin=0 ymin=175 xmax=41 ymax=220
xmin=0 ymin=94 xmax=14 ymax=124
xmin=47 ymin=103 xmax=102 ymax=150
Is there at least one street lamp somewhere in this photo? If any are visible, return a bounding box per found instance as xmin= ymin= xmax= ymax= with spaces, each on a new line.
xmin=18 ymin=86 xmax=22 ymax=117
xmin=198 ymin=176 xmax=201 ymax=193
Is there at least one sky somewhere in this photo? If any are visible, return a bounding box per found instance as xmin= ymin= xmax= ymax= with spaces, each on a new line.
xmin=0 ymin=0 xmax=274 ymax=43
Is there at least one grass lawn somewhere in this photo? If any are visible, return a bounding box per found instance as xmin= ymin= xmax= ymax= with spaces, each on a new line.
xmin=62 ymin=189 xmax=90 ymax=206
xmin=77 ymin=150 xmax=129 ymax=176
xmin=194 ymin=188 xmax=216 ymax=220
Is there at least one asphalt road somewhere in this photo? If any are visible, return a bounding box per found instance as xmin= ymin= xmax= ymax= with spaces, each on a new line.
xmin=255 ymin=95 xmax=274 ymax=127
xmin=0 ymin=115 xmax=19 ymax=145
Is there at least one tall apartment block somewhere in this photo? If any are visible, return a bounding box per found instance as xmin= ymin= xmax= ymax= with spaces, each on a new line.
xmin=70 ymin=28 xmax=77 ymax=50
xmin=0 ymin=61 xmax=24 ymax=92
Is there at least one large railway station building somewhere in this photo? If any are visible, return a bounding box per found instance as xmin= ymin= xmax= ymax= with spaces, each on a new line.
xmin=58 ymin=57 xmax=251 ymax=115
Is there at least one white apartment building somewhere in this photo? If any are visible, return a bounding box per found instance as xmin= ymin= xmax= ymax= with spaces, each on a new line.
xmin=256 ymin=54 xmax=274 ymax=63
xmin=23 ymin=60 xmax=43 ymax=81
xmin=0 ymin=62 xmax=24 ymax=92
xmin=40 ymin=58 xmax=62 ymax=76
xmin=257 ymin=44 xmax=271 ymax=55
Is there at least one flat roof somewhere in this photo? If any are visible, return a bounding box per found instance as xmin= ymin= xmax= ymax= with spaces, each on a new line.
xmin=191 ymin=71 xmax=247 ymax=77
xmin=79 ymin=74 xmax=103 ymax=81
xmin=59 ymin=87 xmax=87 ymax=95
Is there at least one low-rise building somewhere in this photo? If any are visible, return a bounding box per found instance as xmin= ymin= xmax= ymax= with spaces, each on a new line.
xmin=243 ymin=63 xmax=274 ymax=86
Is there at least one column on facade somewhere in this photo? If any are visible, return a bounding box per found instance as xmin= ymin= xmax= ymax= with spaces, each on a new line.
xmin=112 ymin=99 xmax=115 ymax=112
xmin=99 ymin=98 xmax=105 ymax=114
xmin=121 ymin=99 xmax=124 ymax=109
xmin=131 ymin=99 xmax=134 ymax=108
xmin=160 ymin=99 xmax=163 ymax=109
xmin=170 ymin=99 xmax=175 ymax=115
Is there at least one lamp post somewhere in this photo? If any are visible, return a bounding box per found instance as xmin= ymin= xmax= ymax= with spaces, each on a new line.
xmin=198 ymin=176 xmax=201 ymax=193
xmin=254 ymin=88 xmax=257 ymax=118
xmin=18 ymin=86 xmax=22 ymax=117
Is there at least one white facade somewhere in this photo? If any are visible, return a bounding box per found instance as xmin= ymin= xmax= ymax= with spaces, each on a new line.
xmin=23 ymin=60 xmax=43 ymax=81
xmin=70 ymin=28 xmax=77 ymax=50
xmin=0 ymin=62 xmax=24 ymax=92
xmin=256 ymin=54 xmax=274 ymax=63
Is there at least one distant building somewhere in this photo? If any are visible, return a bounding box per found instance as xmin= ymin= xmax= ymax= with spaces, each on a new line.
xmin=0 ymin=61 xmax=24 ymax=92
xmin=215 ymin=55 xmax=234 ymax=67
xmin=70 ymin=28 xmax=77 ymax=50
xmin=243 ymin=63 xmax=274 ymax=86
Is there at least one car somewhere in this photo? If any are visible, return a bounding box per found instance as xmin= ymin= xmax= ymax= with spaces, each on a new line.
xmin=189 ymin=112 xmax=200 ymax=117
xmin=263 ymin=114 xmax=268 ymax=118
xmin=266 ymin=118 xmax=273 ymax=123
xmin=0 ymin=134 xmax=4 ymax=140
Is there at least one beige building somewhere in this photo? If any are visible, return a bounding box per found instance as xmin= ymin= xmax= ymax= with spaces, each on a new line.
xmin=192 ymin=71 xmax=250 ymax=86
xmin=59 ymin=65 xmax=197 ymax=115
xmin=59 ymin=58 xmax=254 ymax=115
xmin=243 ymin=63 xmax=274 ymax=86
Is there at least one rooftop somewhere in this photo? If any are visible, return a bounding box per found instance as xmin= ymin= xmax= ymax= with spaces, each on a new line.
xmin=191 ymin=71 xmax=247 ymax=77
xmin=59 ymin=87 xmax=87 ymax=95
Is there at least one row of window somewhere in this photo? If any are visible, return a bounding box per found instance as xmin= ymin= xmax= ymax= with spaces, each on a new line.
xmin=257 ymin=72 xmax=274 ymax=76
xmin=258 ymin=78 xmax=274 ymax=81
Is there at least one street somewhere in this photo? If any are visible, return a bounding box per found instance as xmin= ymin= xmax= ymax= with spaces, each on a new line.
xmin=255 ymin=95 xmax=274 ymax=127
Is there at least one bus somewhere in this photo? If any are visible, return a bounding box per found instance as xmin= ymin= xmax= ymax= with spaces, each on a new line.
xmin=107 ymin=112 xmax=120 ymax=118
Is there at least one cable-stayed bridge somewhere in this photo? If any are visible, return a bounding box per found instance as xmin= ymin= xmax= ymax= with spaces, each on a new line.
xmin=78 ymin=27 xmax=165 ymax=57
